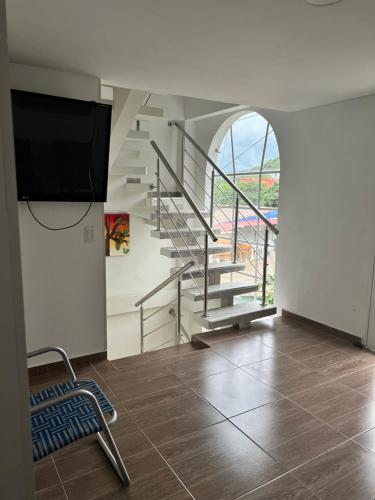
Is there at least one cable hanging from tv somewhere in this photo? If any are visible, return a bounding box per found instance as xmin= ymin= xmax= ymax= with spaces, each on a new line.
xmin=26 ymin=200 xmax=93 ymax=231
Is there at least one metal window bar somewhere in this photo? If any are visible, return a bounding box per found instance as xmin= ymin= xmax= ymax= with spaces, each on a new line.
xmin=218 ymin=129 xmax=274 ymax=172
xmin=174 ymin=122 xmax=278 ymax=235
xmin=183 ymin=164 xmax=264 ymax=278
xmin=184 ymin=148 xmax=267 ymax=244
xmin=183 ymin=164 xmax=263 ymax=280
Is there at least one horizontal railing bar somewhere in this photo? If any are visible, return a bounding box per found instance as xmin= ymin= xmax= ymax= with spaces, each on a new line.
xmin=183 ymin=152 xmax=267 ymax=243
xmin=174 ymin=122 xmax=279 ymax=235
xmin=143 ymin=319 xmax=176 ymax=338
xmin=214 ymin=170 xmax=280 ymax=176
xmin=143 ymin=297 xmax=177 ymax=321
xmin=150 ymin=141 xmax=218 ymax=242
xmin=145 ymin=337 xmax=176 ymax=352
xmin=135 ymin=261 xmax=194 ymax=307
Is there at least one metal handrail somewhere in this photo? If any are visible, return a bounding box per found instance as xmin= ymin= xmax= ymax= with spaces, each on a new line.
xmin=150 ymin=141 xmax=218 ymax=242
xmin=172 ymin=122 xmax=279 ymax=235
xmin=135 ymin=261 xmax=194 ymax=307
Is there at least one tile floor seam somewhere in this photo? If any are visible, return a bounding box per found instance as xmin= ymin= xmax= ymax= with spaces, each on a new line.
xmin=231 ymin=470 xmax=312 ymax=500
xmin=136 ymin=424 xmax=196 ymax=499
xmin=236 ymin=363 xmax=327 ymax=399
xmin=289 ymin=471 xmax=324 ymax=500
xmin=89 ymin=362 xmax=120 ymax=403
xmin=228 ymin=415 xmax=289 ymax=465
xmin=311 ymin=462 xmax=369 ymax=499
xmin=50 ymin=455 xmax=69 ymax=500
xmin=284 ymin=395 xmax=349 ymax=440
xmin=164 ymin=362 xmax=238 ymax=383
xmin=180 ymin=366 xmax=287 ymax=421
xmin=177 ymin=372 xmax=236 ymax=421
xmin=267 ymin=437 xmax=355 ymax=487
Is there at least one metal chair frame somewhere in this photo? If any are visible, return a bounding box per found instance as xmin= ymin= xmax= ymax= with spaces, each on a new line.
xmin=28 ymin=346 xmax=130 ymax=486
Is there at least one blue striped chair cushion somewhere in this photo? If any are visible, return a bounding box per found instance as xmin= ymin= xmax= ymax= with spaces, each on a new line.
xmin=30 ymin=379 xmax=115 ymax=461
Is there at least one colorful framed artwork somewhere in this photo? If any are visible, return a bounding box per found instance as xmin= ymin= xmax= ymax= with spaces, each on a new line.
xmin=104 ymin=213 xmax=130 ymax=257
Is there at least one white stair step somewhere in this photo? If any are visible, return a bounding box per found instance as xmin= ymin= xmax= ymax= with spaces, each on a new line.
xmin=171 ymin=262 xmax=246 ymax=281
xmin=117 ymin=149 xmax=141 ymax=161
xmin=136 ymin=105 xmax=164 ymax=120
xmin=146 ymin=211 xmax=210 ymax=224
xmin=147 ymin=191 xmax=183 ymax=199
xmin=125 ymin=181 xmax=154 ymax=192
xmin=161 ymin=245 xmax=231 ymax=258
xmin=195 ymin=302 xmax=277 ymax=329
xmin=126 ymin=130 xmax=150 ymax=141
xmin=151 ymin=228 xmax=220 ymax=239
xmin=110 ymin=166 xmax=148 ymax=177
xmin=183 ymin=282 xmax=259 ymax=302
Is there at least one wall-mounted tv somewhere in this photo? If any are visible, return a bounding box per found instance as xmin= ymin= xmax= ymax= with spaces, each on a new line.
xmin=11 ymin=90 xmax=111 ymax=202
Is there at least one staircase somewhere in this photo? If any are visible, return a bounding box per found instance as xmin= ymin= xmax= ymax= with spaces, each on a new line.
xmin=104 ymin=87 xmax=278 ymax=353
xmin=146 ymin=130 xmax=277 ymax=336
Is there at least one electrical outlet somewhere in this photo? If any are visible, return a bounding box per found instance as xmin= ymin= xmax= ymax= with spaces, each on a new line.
xmin=84 ymin=226 xmax=96 ymax=243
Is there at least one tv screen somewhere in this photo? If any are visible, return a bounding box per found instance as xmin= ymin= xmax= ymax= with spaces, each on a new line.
xmin=11 ymin=90 xmax=111 ymax=202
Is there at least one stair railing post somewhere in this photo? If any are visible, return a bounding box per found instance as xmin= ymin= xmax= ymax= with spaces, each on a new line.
xmin=262 ymin=227 xmax=269 ymax=306
xmin=203 ymin=232 xmax=209 ymax=317
xmin=210 ymin=168 xmax=215 ymax=227
xmin=232 ymin=194 xmax=239 ymax=263
xmin=140 ymin=304 xmax=144 ymax=353
xmin=176 ymin=278 xmax=182 ymax=344
xmin=156 ymin=158 xmax=161 ymax=232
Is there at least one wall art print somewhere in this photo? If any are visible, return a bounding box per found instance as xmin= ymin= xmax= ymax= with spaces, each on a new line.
xmin=104 ymin=213 xmax=130 ymax=256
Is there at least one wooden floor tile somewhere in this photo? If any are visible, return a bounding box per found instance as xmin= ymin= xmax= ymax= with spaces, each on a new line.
xmin=209 ymin=335 xmax=278 ymax=367
xmin=241 ymin=474 xmax=317 ymax=499
xmin=165 ymin=348 xmax=236 ymax=380
xmin=294 ymin=441 xmax=375 ymax=494
xmin=35 ymin=484 xmax=67 ymax=500
xmin=158 ymin=421 xmax=284 ymax=500
xmin=132 ymin=392 xmax=224 ymax=445
xmin=189 ymin=368 xmax=282 ymax=418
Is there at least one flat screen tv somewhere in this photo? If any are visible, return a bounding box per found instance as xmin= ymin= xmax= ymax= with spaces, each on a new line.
xmin=11 ymin=89 xmax=111 ymax=202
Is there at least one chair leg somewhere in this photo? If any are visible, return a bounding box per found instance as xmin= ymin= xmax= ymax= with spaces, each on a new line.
xmin=96 ymin=431 xmax=130 ymax=486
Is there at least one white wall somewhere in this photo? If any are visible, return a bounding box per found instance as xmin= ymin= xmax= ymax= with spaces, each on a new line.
xmin=0 ymin=3 xmax=34 ymax=496
xmin=186 ymin=96 xmax=375 ymax=341
xmin=268 ymin=96 xmax=375 ymax=340
xmin=10 ymin=63 xmax=107 ymax=365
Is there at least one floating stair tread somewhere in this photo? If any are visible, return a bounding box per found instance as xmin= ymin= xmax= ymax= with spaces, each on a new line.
xmin=171 ymin=261 xmax=246 ymax=280
xmin=136 ymin=105 xmax=164 ymax=119
xmin=196 ymin=303 xmax=277 ymax=328
xmin=147 ymin=191 xmax=183 ymax=199
xmin=147 ymin=211 xmax=210 ymax=223
xmin=182 ymin=282 xmax=259 ymax=302
xmin=126 ymin=130 xmax=150 ymax=141
xmin=161 ymin=245 xmax=231 ymax=258
xmin=151 ymin=228 xmax=220 ymax=239
xmin=110 ymin=166 xmax=148 ymax=177
xmin=125 ymin=182 xmax=154 ymax=192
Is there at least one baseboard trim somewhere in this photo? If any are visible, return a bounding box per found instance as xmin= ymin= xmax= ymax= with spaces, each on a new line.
xmin=282 ymin=309 xmax=361 ymax=345
xmin=28 ymin=351 xmax=107 ymax=378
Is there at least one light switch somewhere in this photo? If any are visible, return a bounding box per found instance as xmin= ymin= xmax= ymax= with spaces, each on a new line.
xmin=84 ymin=225 xmax=96 ymax=243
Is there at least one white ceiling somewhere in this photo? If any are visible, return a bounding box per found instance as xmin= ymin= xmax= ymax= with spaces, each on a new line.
xmin=6 ymin=0 xmax=375 ymax=111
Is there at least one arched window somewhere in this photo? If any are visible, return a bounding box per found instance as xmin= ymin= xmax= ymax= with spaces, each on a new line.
xmin=215 ymin=112 xmax=280 ymax=213
xmin=212 ymin=112 xmax=280 ymax=301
